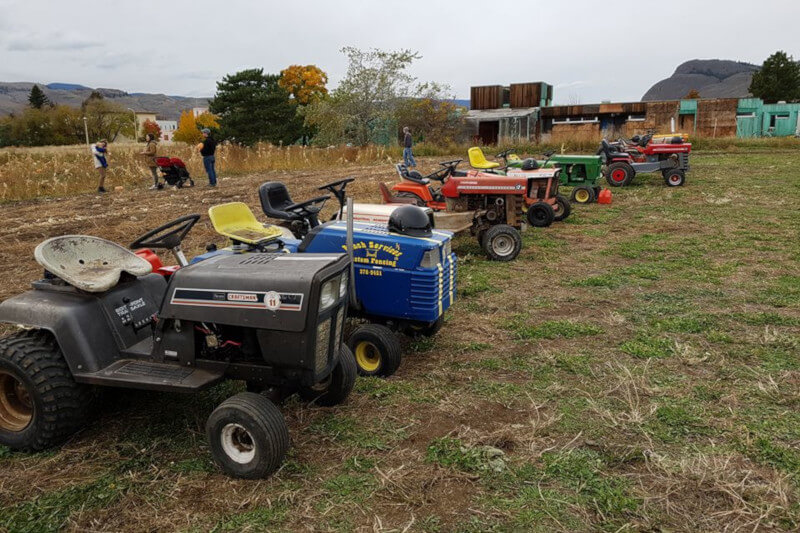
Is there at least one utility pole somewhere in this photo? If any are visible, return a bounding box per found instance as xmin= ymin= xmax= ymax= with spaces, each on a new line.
xmin=83 ymin=116 xmax=89 ymax=145
xmin=127 ymin=108 xmax=137 ymax=142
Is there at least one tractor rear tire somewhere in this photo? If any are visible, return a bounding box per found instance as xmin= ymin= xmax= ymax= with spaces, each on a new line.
xmin=395 ymin=192 xmax=426 ymax=207
xmin=663 ymin=169 xmax=685 ymax=187
xmin=553 ymin=194 xmax=571 ymax=222
xmin=571 ymin=186 xmax=595 ymax=204
xmin=526 ymin=201 xmax=555 ymax=227
xmin=206 ymin=392 xmax=289 ymax=479
xmin=347 ymin=324 xmax=402 ymax=378
xmin=300 ymin=345 xmax=357 ymax=405
xmin=482 ymin=224 xmax=522 ymax=262
xmin=0 ymin=330 xmax=92 ymax=451
xmin=605 ymin=162 xmax=634 ymax=187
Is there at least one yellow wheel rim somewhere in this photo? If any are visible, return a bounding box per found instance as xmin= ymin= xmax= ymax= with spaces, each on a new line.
xmin=355 ymin=341 xmax=381 ymax=373
xmin=575 ymin=189 xmax=590 ymax=203
xmin=0 ymin=370 xmax=33 ymax=432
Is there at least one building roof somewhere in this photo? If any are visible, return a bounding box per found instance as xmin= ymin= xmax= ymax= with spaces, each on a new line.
xmin=466 ymin=107 xmax=539 ymax=120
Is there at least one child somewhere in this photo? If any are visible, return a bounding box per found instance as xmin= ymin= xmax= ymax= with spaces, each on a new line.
xmin=92 ymin=140 xmax=109 ymax=193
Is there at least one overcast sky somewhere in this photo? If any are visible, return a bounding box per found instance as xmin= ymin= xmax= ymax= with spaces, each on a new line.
xmin=1 ymin=0 xmax=798 ymax=104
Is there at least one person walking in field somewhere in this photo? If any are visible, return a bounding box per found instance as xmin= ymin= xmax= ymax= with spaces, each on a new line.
xmin=198 ymin=128 xmax=217 ymax=187
xmin=402 ymin=126 xmax=416 ymax=168
xmin=92 ymin=139 xmax=109 ymax=193
xmin=141 ymin=133 xmax=160 ymax=189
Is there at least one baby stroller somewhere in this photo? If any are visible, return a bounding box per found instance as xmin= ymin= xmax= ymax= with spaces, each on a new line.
xmin=156 ymin=157 xmax=195 ymax=188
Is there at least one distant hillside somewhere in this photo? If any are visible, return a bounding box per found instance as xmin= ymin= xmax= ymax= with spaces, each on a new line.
xmin=0 ymin=82 xmax=210 ymax=120
xmin=642 ymin=59 xmax=760 ymax=101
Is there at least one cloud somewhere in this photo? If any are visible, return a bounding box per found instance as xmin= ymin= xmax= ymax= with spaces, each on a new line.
xmin=4 ymin=32 xmax=102 ymax=52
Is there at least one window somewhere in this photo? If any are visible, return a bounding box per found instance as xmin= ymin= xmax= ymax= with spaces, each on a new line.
xmin=770 ymin=114 xmax=790 ymax=128
xmin=627 ymin=115 xmax=645 ymax=122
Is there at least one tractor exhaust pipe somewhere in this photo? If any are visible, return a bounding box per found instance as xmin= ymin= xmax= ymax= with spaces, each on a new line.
xmin=346 ymin=196 xmax=359 ymax=309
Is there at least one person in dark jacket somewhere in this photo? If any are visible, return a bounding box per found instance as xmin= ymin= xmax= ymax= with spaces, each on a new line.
xmin=198 ymin=128 xmax=218 ymax=186
xmin=402 ymin=126 xmax=416 ymax=168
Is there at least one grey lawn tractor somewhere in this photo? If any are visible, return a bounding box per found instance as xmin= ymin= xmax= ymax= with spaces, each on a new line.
xmin=0 ymin=214 xmax=355 ymax=478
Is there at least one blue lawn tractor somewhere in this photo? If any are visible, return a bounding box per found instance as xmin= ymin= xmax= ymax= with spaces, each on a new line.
xmin=196 ymin=178 xmax=457 ymax=378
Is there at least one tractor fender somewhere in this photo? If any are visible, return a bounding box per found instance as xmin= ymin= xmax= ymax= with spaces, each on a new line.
xmin=0 ymin=288 xmax=121 ymax=375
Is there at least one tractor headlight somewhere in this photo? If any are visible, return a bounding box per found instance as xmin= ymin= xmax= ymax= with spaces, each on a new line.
xmin=420 ymin=247 xmax=440 ymax=269
xmin=339 ymin=271 xmax=349 ymax=298
xmin=319 ymin=275 xmax=339 ymax=312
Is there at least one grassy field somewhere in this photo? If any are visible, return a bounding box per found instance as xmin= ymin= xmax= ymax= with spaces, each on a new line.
xmin=0 ymin=148 xmax=798 ymax=532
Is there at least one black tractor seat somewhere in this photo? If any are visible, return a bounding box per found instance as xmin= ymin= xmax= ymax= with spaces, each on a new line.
xmin=396 ymin=164 xmax=430 ymax=184
xmin=259 ymin=182 xmax=313 ymax=221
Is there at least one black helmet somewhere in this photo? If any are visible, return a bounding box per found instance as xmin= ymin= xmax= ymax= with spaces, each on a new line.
xmin=388 ymin=205 xmax=432 ymax=238
xmin=521 ymin=158 xmax=539 ymax=170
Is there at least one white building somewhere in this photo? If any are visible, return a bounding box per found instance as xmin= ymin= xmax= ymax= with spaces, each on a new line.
xmin=191 ymin=106 xmax=209 ymax=118
xmin=156 ymin=120 xmax=178 ymax=142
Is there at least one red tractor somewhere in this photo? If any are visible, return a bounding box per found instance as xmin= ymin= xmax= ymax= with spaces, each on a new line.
xmin=598 ymin=135 xmax=691 ymax=187
xmin=377 ymin=159 xmax=568 ymax=261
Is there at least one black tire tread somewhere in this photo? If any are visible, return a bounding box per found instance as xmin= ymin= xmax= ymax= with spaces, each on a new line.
xmin=207 ymin=392 xmax=289 ymax=479
xmin=0 ymin=330 xmax=92 ymax=451
xmin=301 ymin=345 xmax=357 ymax=406
xmin=553 ymin=194 xmax=571 ymax=221
xmin=347 ymin=324 xmax=402 ymax=377
xmin=482 ymin=224 xmax=522 ymax=262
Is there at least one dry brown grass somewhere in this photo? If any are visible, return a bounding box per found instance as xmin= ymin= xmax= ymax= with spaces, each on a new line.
xmin=0 ymin=143 xmax=402 ymax=202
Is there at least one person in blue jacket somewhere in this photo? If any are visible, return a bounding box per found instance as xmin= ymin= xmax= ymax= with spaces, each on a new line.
xmin=91 ymin=139 xmax=109 ymax=193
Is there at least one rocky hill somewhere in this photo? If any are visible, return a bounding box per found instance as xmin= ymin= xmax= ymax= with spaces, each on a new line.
xmin=641 ymin=59 xmax=760 ymax=101
xmin=0 ymin=82 xmax=209 ymax=119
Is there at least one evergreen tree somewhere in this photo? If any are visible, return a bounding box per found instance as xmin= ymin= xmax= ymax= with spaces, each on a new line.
xmin=749 ymin=51 xmax=800 ymax=103
xmin=210 ymin=69 xmax=303 ymax=146
xmin=28 ymin=85 xmax=51 ymax=109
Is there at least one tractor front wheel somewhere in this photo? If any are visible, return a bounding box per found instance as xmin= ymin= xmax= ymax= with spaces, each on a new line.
xmin=605 ymin=162 xmax=634 ymax=187
xmin=0 ymin=330 xmax=92 ymax=451
xmin=663 ymin=169 xmax=686 ymax=187
xmin=482 ymin=224 xmax=522 ymax=261
xmin=526 ymin=201 xmax=555 ymax=227
xmin=553 ymin=194 xmax=572 ymax=222
xmin=347 ymin=325 xmax=402 ymax=378
xmin=571 ymin=186 xmax=595 ymax=204
xmin=300 ymin=345 xmax=357 ymax=405
xmin=206 ymin=392 xmax=289 ymax=479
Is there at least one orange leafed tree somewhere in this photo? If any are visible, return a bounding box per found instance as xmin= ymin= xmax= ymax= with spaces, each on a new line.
xmin=196 ymin=112 xmax=220 ymax=130
xmin=279 ymin=65 xmax=329 ymax=104
xmin=141 ymin=118 xmax=161 ymax=140
xmin=173 ymin=110 xmax=202 ymax=144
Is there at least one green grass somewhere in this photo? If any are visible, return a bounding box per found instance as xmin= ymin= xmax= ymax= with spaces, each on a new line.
xmin=2 ymin=149 xmax=800 ymax=531
xmin=502 ymin=316 xmax=604 ymax=340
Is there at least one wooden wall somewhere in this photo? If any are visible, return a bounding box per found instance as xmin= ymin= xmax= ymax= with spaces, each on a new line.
xmin=470 ymin=85 xmax=504 ymax=110
xmin=696 ymin=99 xmax=738 ymax=137
xmin=509 ymin=83 xmax=541 ymax=108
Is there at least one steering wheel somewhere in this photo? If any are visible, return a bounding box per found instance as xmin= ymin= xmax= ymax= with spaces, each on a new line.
xmin=130 ymin=214 xmax=201 ymax=250
xmin=496 ymin=149 xmax=514 ymax=159
xmin=439 ymin=159 xmax=462 ymax=168
xmin=285 ymin=195 xmax=330 ymax=214
xmin=318 ymin=177 xmax=354 ymax=192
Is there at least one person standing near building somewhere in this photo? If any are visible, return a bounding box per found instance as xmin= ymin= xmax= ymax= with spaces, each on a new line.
xmin=140 ymin=133 xmax=160 ymax=189
xmin=198 ymin=128 xmax=217 ymax=187
xmin=92 ymin=139 xmax=109 ymax=193
xmin=402 ymin=126 xmax=416 ymax=168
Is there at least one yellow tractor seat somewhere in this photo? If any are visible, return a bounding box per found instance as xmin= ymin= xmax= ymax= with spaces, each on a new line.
xmin=208 ymin=202 xmax=284 ymax=246
xmin=468 ymin=147 xmax=500 ymax=169
xmin=507 ymin=153 xmax=522 ymax=162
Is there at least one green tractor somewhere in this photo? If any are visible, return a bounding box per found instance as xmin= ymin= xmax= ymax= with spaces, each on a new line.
xmin=468 ymin=147 xmax=607 ymax=204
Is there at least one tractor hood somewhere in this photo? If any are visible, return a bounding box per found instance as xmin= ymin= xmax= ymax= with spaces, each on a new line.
xmin=160 ymin=252 xmax=349 ymax=332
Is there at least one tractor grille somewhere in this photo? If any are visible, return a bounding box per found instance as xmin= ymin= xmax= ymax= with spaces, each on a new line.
xmin=315 ymin=319 xmax=332 ymax=375
xmin=409 ymin=247 xmax=456 ymax=318
xmin=314 ymin=302 xmax=346 ymax=375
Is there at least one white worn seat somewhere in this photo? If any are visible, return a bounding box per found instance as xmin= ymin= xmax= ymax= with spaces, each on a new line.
xmin=34 ymin=235 xmax=152 ymax=293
